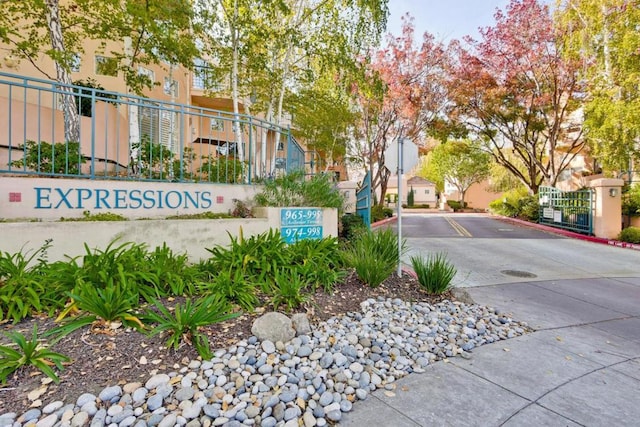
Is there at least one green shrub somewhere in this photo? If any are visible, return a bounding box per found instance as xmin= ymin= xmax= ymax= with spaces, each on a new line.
xmin=199 ymin=156 xmax=246 ymax=183
xmin=145 ymin=243 xmax=201 ymax=296
xmin=0 ymin=325 xmax=70 ymax=384
xmin=489 ymin=187 xmax=531 ymax=218
xmin=622 ymin=184 xmax=640 ymax=216
xmin=403 ymin=204 xmax=430 ymax=209
xmin=0 ymin=241 xmax=52 ymax=323
xmin=410 ymin=253 xmax=457 ymax=295
xmin=287 ymin=238 xmax=345 ymax=293
xmin=165 ymin=212 xmax=232 ymax=220
xmin=371 ymin=205 xmax=393 ymax=223
xmin=618 ymin=227 xmax=640 ymax=244
xmin=340 ymin=214 xmax=366 ymax=240
xmin=203 ymin=269 xmax=259 ymax=311
xmin=518 ymin=195 xmax=540 ymax=222
xmin=271 ymin=267 xmax=310 ymax=311
xmin=10 ymin=140 xmax=84 ymax=175
xmin=48 ymin=267 xmax=145 ymax=340
xmin=60 ymin=210 xmax=127 ymax=222
xmin=254 ymin=170 xmax=344 ymax=209
xmin=447 ymin=200 xmax=467 ymax=212
xmin=203 ymin=229 xmax=288 ymax=285
xmin=343 ymin=228 xmax=406 ymax=287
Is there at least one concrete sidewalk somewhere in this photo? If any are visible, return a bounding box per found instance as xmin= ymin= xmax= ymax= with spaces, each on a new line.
xmin=341 ymin=277 xmax=640 ymax=426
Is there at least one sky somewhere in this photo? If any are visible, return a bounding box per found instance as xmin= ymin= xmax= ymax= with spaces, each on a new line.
xmin=385 ymin=0 xmax=513 ymax=43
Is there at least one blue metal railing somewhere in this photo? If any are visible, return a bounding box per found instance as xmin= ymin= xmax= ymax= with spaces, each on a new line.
xmin=0 ymin=71 xmax=306 ymax=184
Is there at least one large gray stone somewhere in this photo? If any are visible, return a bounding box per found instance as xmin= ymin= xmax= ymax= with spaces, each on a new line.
xmin=251 ymin=312 xmax=295 ymax=343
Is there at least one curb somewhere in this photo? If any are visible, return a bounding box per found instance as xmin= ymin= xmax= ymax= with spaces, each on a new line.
xmin=494 ymin=215 xmax=640 ymax=251
xmin=371 ymin=216 xmax=398 ymax=228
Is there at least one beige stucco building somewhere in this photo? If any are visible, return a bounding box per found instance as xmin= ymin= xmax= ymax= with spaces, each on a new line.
xmin=0 ymin=28 xmax=309 ymax=181
xmin=386 ymin=175 xmax=438 ymax=207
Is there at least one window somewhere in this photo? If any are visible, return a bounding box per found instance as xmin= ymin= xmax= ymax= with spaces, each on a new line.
xmin=139 ymin=102 xmax=159 ymax=145
xmin=164 ymin=77 xmax=178 ymax=97
xmin=95 ymin=55 xmax=118 ymax=76
xmin=425 ymin=189 xmax=430 ymax=194
xmin=138 ymin=67 xmax=155 ymax=85
xmin=70 ymin=54 xmax=81 ymax=72
xmin=210 ymin=118 xmax=224 ymax=132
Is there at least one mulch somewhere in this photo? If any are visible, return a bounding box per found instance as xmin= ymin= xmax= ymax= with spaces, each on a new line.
xmin=0 ymin=271 xmax=453 ymax=416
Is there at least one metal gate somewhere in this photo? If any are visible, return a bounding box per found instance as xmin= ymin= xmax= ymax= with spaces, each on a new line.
xmin=356 ymin=171 xmax=371 ymax=229
xmin=538 ymin=186 xmax=595 ymax=235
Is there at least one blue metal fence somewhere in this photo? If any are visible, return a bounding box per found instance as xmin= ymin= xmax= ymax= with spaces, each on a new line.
xmin=0 ymin=71 xmax=306 ymax=184
xmin=538 ymin=186 xmax=594 ymax=235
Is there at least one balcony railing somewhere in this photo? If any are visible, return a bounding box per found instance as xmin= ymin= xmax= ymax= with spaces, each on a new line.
xmin=0 ymin=71 xmax=306 ymax=184
xmin=192 ymin=64 xmax=228 ymax=93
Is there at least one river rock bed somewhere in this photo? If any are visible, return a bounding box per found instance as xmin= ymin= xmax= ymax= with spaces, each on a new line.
xmin=0 ymin=297 xmax=528 ymax=427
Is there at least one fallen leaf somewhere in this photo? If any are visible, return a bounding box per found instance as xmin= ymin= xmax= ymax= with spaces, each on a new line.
xmin=27 ymin=386 xmax=47 ymax=401
xmin=503 ymin=348 xmax=510 ymax=352
xmin=384 ymin=391 xmax=396 ymax=397
xmin=555 ymin=336 xmax=563 ymax=342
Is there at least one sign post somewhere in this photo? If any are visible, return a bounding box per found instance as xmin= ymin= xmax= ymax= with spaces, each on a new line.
xmin=397 ymin=137 xmax=404 ymax=277
xmin=385 ymin=137 xmax=419 ymax=278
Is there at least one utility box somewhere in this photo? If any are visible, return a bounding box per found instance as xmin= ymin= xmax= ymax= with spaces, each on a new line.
xmin=337 ymin=181 xmax=358 ymax=214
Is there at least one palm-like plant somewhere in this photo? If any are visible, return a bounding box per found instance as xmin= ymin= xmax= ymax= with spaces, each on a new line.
xmin=0 ymin=241 xmax=52 ymax=323
xmin=47 ymin=267 xmax=144 ymax=341
xmin=0 ymin=325 xmax=70 ymax=384
xmin=141 ymin=295 xmax=239 ymax=359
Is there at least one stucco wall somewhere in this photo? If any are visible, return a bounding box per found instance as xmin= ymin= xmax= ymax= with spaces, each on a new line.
xmin=0 ymin=207 xmax=338 ymax=263
xmin=0 ymin=177 xmax=259 ymax=220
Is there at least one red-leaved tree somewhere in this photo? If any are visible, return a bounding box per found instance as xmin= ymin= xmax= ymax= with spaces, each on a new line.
xmin=350 ymin=16 xmax=451 ymax=203
xmin=447 ymin=0 xmax=585 ymax=194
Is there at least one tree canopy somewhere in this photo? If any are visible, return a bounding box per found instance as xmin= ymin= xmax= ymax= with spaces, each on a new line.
xmin=556 ymin=0 xmax=640 ymax=176
xmin=349 ymin=16 xmax=451 ymax=204
xmin=446 ymin=0 xmax=585 ymax=194
xmin=419 ymin=140 xmax=491 ymax=204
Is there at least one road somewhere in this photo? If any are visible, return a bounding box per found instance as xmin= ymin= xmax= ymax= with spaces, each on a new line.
xmin=383 ymin=213 xmax=640 ymax=287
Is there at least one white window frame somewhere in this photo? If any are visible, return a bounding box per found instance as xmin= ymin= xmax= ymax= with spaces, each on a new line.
xmin=70 ymin=54 xmax=81 ymax=72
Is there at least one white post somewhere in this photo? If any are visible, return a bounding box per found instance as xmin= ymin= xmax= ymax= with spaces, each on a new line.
xmin=397 ymin=136 xmax=404 ymax=278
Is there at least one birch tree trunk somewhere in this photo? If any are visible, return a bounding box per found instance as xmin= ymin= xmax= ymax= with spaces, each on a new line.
xmin=45 ymin=0 xmax=80 ymax=144
xmin=231 ymin=0 xmax=245 ymax=163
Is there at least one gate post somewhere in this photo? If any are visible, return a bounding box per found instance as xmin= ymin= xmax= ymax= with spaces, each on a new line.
xmin=588 ymin=178 xmax=624 ymax=239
